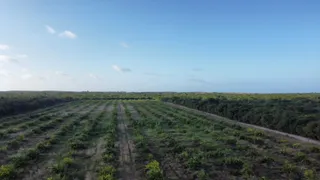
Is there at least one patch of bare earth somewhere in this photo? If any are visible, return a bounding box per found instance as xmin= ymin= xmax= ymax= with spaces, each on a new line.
xmin=117 ymin=103 xmax=136 ymax=180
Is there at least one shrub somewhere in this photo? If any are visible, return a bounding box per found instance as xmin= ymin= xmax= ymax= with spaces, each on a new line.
xmin=304 ymin=169 xmax=316 ymax=180
xmin=292 ymin=143 xmax=301 ymax=148
xmin=0 ymin=145 xmax=8 ymax=153
xmin=282 ymin=161 xmax=297 ymax=174
xmin=309 ymin=146 xmax=320 ymax=153
xmin=103 ymin=153 xmax=114 ymax=162
xmin=197 ymin=169 xmax=207 ymax=180
xmin=52 ymin=157 xmax=74 ymax=174
xmin=145 ymin=160 xmax=163 ymax=180
xmin=241 ymin=163 xmax=253 ymax=177
xmin=98 ymin=165 xmax=116 ymax=180
xmin=0 ymin=131 xmax=7 ymax=138
xmin=26 ymin=148 xmax=40 ymax=159
xmin=294 ymin=152 xmax=306 ymax=162
xmin=259 ymin=156 xmax=274 ymax=164
xmin=223 ymin=157 xmax=244 ymax=168
xmin=0 ymin=165 xmax=16 ymax=179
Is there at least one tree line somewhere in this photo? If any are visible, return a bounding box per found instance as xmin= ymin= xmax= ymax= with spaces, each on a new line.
xmin=162 ymin=93 xmax=320 ymax=140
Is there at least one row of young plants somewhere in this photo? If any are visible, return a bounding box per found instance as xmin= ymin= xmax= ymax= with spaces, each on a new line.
xmin=132 ymin=103 xmax=194 ymax=179
xmin=96 ymin=102 xmax=118 ymax=180
xmin=0 ymin=102 xmax=102 ymax=180
xmin=135 ymin=101 xmax=320 ymax=180
xmin=124 ymin=102 xmax=166 ymax=180
xmin=0 ymin=102 xmax=94 ymax=161
xmin=0 ymin=102 xmax=70 ymax=127
xmin=0 ymin=101 xmax=88 ymax=140
xmin=149 ymin=102 xmax=320 ymax=179
xmin=148 ymin=102 xmax=320 ymax=165
xmin=46 ymin=101 xmax=110 ymax=180
xmin=0 ymin=102 xmax=79 ymax=130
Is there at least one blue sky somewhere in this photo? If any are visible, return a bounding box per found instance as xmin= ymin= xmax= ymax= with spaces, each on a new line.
xmin=0 ymin=0 xmax=319 ymax=92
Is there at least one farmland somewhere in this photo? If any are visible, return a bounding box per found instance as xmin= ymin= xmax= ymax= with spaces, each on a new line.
xmin=0 ymin=98 xmax=319 ymax=180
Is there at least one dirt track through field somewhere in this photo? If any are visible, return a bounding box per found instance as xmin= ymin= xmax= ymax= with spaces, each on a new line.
xmin=117 ymin=103 xmax=136 ymax=180
xmin=166 ymin=102 xmax=320 ymax=146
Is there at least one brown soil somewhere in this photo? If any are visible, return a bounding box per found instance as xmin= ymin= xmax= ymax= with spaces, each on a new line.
xmin=117 ymin=103 xmax=136 ymax=180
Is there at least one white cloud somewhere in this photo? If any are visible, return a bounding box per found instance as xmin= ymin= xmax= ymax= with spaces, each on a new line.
xmin=0 ymin=55 xmax=18 ymax=63
xmin=59 ymin=31 xmax=77 ymax=39
xmin=16 ymin=54 xmax=28 ymax=58
xmin=0 ymin=69 xmax=9 ymax=77
xmin=21 ymin=74 xmax=32 ymax=79
xmin=120 ymin=42 xmax=129 ymax=48
xmin=112 ymin=65 xmax=131 ymax=73
xmin=45 ymin=25 xmax=56 ymax=34
xmin=89 ymin=73 xmax=98 ymax=79
xmin=0 ymin=44 xmax=10 ymax=50
xmin=21 ymin=68 xmax=28 ymax=73
xmin=55 ymin=71 xmax=69 ymax=76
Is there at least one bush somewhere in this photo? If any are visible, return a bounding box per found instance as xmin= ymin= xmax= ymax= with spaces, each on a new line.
xmin=197 ymin=169 xmax=207 ymax=180
xmin=145 ymin=160 xmax=163 ymax=180
xmin=0 ymin=165 xmax=16 ymax=179
xmin=223 ymin=157 xmax=244 ymax=168
xmin=98 ymin=165 xmax=116 ymax=180
xmin=304 ymin=169 xmax=316 ymax=180
xmin=282 ymin=161 xmax=297 ymax=174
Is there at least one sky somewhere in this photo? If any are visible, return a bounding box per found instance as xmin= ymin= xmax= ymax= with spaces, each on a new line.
xmin=0 ymin=0 xmax=319 ymax=92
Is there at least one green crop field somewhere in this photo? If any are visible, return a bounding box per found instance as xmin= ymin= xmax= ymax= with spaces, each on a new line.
xmin=0 ymin=99 xmax=319 ymax=180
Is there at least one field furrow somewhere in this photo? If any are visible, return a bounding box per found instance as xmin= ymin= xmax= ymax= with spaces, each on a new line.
xmin=117 ymin=102 xmax=136 ymax=180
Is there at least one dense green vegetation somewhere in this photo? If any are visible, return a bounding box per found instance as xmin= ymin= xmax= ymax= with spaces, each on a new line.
xmin=162 ymin=93 xmax=320 ymax=140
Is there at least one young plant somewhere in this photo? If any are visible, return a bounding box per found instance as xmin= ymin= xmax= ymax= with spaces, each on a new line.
xmin=0 ymin=164 xmax=16 ymax=179
xmin=145 ymin=160 xmax=163 ymax=180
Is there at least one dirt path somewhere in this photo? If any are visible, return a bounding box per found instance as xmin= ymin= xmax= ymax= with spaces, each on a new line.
xmin=166 ymin=102 xmax=320 ymax=146
xmin=117 ymin=103 xmax=136 ymax=180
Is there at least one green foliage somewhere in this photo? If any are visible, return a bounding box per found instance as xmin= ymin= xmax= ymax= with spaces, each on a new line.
xmin=98 ymin=165 xmax=116 ymax=180
xmin=309 ymin=146 xmax=320 ymax=153
xmin=145 ymin=160 xmax=163 ymax=180
xmin=162 ymin=94 xmax=320 ymax=140
xmin=0 ymin=145 xmax=8 ymax=153
xmin=197 ymin=169 xmax=207 ymax=180
xmin=52 ymin=157 xmax=74 ymax=174
xmin=292 ymin=143 xmax=301 ymax=148
xmin=0 ymin=165 xmax=15 ymax=179
xmin=103 ymin=153 xmax=114 ymax=162
xmin=223 ymin=157 xmax=244 ymax=168
xmin=294 ymin=152 xmax=306 ymax=162
xmin=304 ymin=169 xmax=316 ymax=180
xmin=282 ymin=161 xmax=297 ymax=174
xmin=241 ymin=163 xmax=253 ymax=177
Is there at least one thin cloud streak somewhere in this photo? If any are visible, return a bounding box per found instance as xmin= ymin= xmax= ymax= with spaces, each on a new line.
xmin=0 ymin=44 xmax=10 ymax=50
xmin=112 ymin=65 xmax=131 ymax=72
xmin=45 ymin=25 xmax=56 ymax=34
xmin=16 ymin=54 xmax=28 ymax=58
xmin=0 ymin=55 xmax=19 ymax=63
xmin=120 ymin=42 xmax=129 ymax=48
xmin=89 ymin=73 xmax=99 ymax=79
xmin=59 ymin=31 xmax=77 ymax=39
xmin=55 ymin=71 xmax=69 ymax=76
xmin=192 ymin=68 xmax=203 ymax=72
